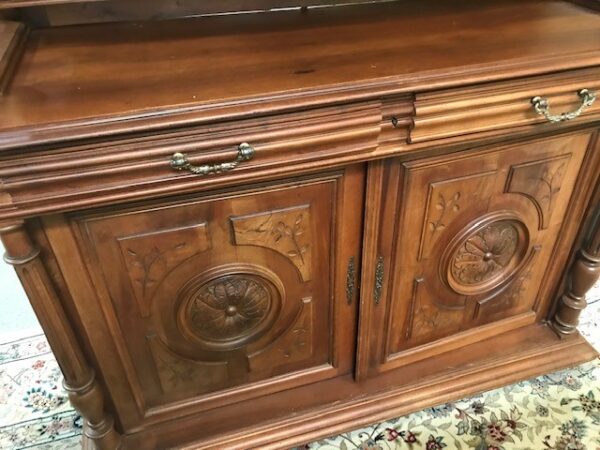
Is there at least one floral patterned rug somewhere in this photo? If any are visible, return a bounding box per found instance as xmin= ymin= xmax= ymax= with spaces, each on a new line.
xmin=296 ymin=359 xmax=600 ymax=450
xmin=0 ymin=334 xmax=81 ymax=449
xmin=0 ymin=301 xmax=599 ymax=450
xmin=298 ymin=300 xmax=600 ymax=450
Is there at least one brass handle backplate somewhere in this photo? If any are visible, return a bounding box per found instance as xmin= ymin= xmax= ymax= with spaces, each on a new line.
xmin=531 ymin=89 xmax=596 ymax=123
xmin=170 ymin=142 xmax=255 ymax=175
xmin=346 ymin=256 xmax=356 ymax=305
xmin=374 ymin=256 xmax=384 ymax=305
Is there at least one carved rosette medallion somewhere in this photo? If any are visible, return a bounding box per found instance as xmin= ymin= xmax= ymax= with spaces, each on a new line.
xmin=451 ymin=221 xmax=519 ymax=285
xmin=442 ymin=215 xmax=529 ymax=296
xmin=177 ymin=271 xmax=281 ymax=351
xmin=188 ymin=276 xmax=271 ymax=341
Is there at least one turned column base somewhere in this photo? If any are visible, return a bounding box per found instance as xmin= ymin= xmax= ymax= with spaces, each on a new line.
xmin=0 ymin=222 xmax=122 ymax=450
xmin=551 ymin=248 xmax=600 ymax=337
xmin=64 ymin=373 xmax=121 ymax=450
xmin=82 ymin=430 xmax=94 ymax=450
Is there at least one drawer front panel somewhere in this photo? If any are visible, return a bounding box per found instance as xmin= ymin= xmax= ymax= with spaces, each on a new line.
xmin=362 ymin=132 xmax=593 ymax=375
xmin=410 ymin=68 xmax=600 ymax=143
xmin=65 ymin=167 xmax=364 ymax=425
xmin=0 ymin=102 xmax=379 ymax=221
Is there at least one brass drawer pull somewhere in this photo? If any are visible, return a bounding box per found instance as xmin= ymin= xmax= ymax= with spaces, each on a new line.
xmin=531 ymin=89 xmax=596 ymax=123
xmin=170 ymin=143 xmax=255 ymax=175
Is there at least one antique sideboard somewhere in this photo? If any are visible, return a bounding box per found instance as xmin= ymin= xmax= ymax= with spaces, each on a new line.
xmin=0 ymin=0 xmax=599 ymax=448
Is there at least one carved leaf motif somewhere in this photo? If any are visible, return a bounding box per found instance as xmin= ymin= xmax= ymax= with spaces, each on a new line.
xmin=231 ymin=206 xmax=312 ymax=281
xmin=280 ymin=326 xmax=308 ymax=359
xmin=429 ymin=191 xmax=461 ymax=235
xmin=506 ymin=156 xmax=570 ymax=229
xmin=126 ymin=245 xmax=186 ymax=299
xmin=146 ymin=335 xmax=228 ymax=394
xmin=118 ymin=223 xmax=210 ymax=317
xmin=411 ymin=295 xmax=464 ymax=341
xmin=269 ymin=216 xmax=307 ymax=265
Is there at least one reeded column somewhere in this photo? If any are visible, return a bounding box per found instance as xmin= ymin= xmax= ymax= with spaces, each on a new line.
xmin=1 ymin=222 xmax=121 ymax=449
xmin=551 ymin=207 xmax=600 ymax=336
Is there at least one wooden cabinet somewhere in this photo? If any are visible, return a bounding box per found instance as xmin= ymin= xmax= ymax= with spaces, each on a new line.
xmin=45 ymin=167 xmax=364 ymax=429
xmin=358 ymin=132 xmax=595 ymax=377
xmin=1 ymin=1 xmax=600 ymax=448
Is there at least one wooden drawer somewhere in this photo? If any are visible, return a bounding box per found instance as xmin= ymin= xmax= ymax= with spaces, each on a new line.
xmin=410 ymin=68 xmax=600 ymax=143
xmin=0 ymin=102 xmax=379 ymax=221
xmin=43 ymin=166 xmax=364 ymax=431
xmin=359 ymin=131 xmax=595 ymax=377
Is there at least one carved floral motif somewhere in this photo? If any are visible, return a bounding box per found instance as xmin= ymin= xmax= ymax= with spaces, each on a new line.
xmin=506 ymin=155 xmax=571 ymax=229
xmin=418 ymin=171 xmax=497 ymax=261
xmin=474 ymin=246 xmax=541 ymax=319
xmin=146 ymin=334 xmax=228 ymax=393
xmin=248 ymin=297 xmax=314 ymax=371
xmin=451 ymin=221 xmax=519 ymax=286
xmin=231 ymin=205 xmax=312 ymax=281
xmin=272 ymin=215 xmax=309 ymax=265
xmin=409 ymin=279 xmax=465 ymax=341
xmin=118 ymin=223 xmax=210 ymax=315
xmin=126 ymin=243 xmax=186 ymax=300
xmin=534 ymin=163 xmax=565 ymax=217
xmin=429 ymin=191 xmax=461 ymax=235
xmin=186 ymin=275 xmax=272 ymax=343
xmin=279 ymin=323 xmax=308 ymax=359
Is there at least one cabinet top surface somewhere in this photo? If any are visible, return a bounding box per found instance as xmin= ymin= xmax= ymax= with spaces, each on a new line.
xmin=1 ymin=0 xmax=599 ymax=148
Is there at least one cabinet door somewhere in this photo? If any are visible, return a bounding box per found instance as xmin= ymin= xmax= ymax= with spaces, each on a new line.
xmin=358 ymin=132 xmax=594 ymax=377
xmin=66 ymin=166 xmax=364 ymax=427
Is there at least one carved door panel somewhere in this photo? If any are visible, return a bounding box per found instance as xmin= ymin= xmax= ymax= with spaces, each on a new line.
xmin=359 ymin=132 xmax=593 ymax=376
xmin=68 ymin=166 xmax=364 ymax=423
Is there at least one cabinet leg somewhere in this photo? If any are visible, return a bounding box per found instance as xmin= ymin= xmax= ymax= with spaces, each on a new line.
xmin=0 ymin=222 xmax=122 ymax=450
xmin=551 ymin=208 xmax=600 ymax=336
xmin=64 ymin=373 xmax=121 ymax=449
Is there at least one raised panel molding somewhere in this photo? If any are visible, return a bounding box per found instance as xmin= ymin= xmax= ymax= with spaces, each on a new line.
xmin=231 ymin=205 xmax=312 ymax=281
xmin=378 ymin=133 xmax=590 ymax=368
xmin=2 ymin=2 xmax=600 ymax=446
xmin=249 ymin=297 xmax=314 ymax=372
xmin=474 ymin=245 xmax=542 ymax=320
xmin=406 ymin=277 xmax=466 ymax=343
xmin=505 ymin=154 xmax=572 ymax=229
xmin=147 ymin=334 xmax=229 ymax=395
xmin=146 ymin=284 xmax=316 ymax=398
xmin=419 ymin=172 xmax=496 ymax=261
xmin=118 ymin=223 xmax=211 ymax=316
xmin=66 ymin=172 xmax=361 ymax=416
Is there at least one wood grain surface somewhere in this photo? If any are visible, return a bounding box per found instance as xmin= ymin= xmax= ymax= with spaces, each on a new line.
xmin=0 ymin=0 xmax=599 ymax=147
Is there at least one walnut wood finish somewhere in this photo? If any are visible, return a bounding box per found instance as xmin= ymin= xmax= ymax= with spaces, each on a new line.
xmin=0 ymin=0 xmax=599 ymax=449
xmin=0 ymin=20 xmax=26 ymax=94
xmin=53 ymin=168 xmax=364 ymax=429
xmin=14 ymin=0 xmax=377 ymax=26
xmin=357 ymin=131 xmax=600 ymax=377
xmin=552 ymin=143 xmax=600 ymax=335
xmin=0 ymin=102 xmax=380 ymax=220
xmin=0 ymin=223 xmax=121 ymax=449
xmin=552 ymin=229 xmax=600 ymax=334
xmin=1 ymin=0 xmax=600 ymax=149
xmin=410 ymin=68 xmax=600 ymax=143
xmin=568 ymin=0 xmax=600 ymax=12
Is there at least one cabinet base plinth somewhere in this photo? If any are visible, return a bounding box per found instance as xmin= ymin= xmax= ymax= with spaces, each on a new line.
xmin=96 ymin=324 xmax=597 ymax=450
